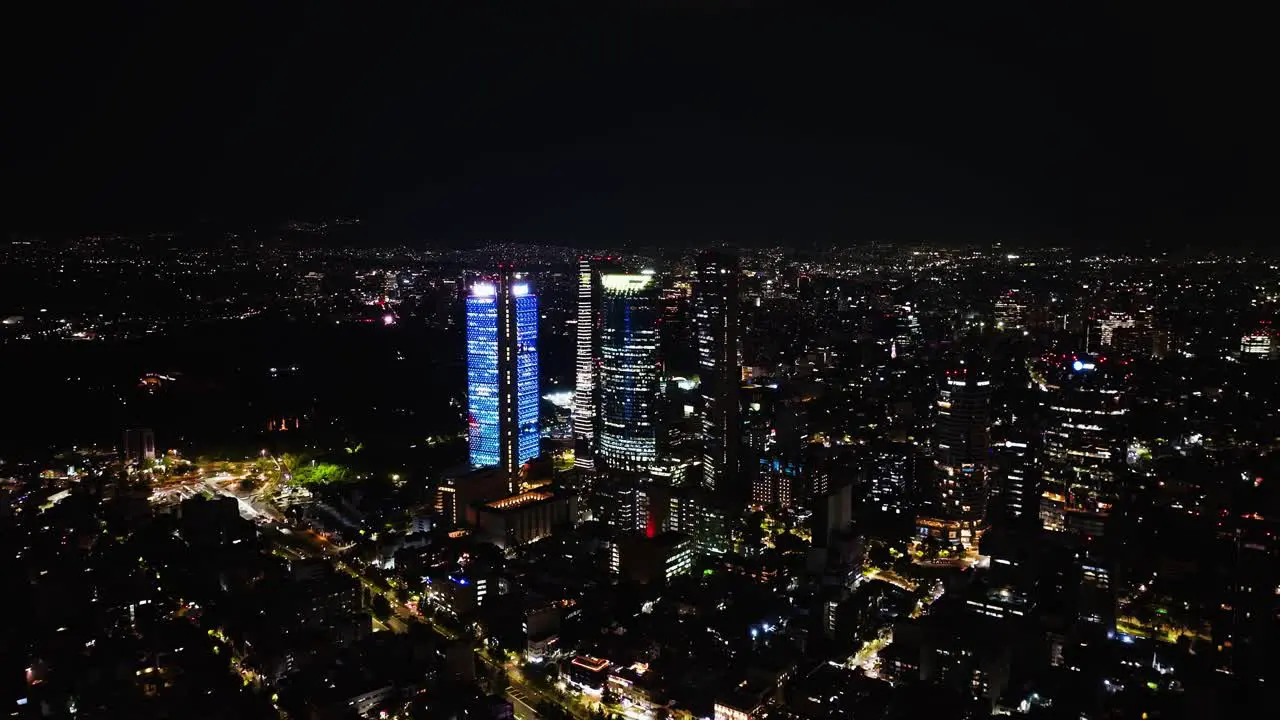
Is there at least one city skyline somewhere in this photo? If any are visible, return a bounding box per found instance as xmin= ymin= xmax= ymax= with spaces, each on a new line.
xmin=6 ymin=7 xmax=1280 ymax=720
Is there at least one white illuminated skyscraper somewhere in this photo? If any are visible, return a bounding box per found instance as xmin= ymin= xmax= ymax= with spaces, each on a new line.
xmin=572 ymin=257 xmax=618 ymax=469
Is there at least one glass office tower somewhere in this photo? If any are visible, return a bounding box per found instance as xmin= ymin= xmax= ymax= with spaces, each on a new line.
xmin=467 ymin=272 xmax=539 ymax=476
xmin=597 ymin=272 xmax=660 ymax=471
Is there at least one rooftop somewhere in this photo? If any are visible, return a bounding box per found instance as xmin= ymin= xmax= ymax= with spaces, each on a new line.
xmin=484 ymin=490 xmax=555 ymax=511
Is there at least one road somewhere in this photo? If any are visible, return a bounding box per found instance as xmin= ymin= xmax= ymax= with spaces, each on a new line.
xmin=209 ymin=471 xmax=585 ymax=720
xmin=507 ymin=687 xmax=541 ymax=720
xmin=478 ymin=650 xmax=588 ymax=720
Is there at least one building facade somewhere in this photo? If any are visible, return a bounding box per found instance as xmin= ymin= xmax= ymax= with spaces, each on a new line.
xmin=467 ymin=271 xmax=539 ymax=476
xmin=597 ymin=272 xmax=661 ymax=471
xmin=694 ymin=250 xmax=742 ymax=493
xmin=1037 ymin=355 xmax=1127 ymax=536
xmin=573 ymin=257 xmax=619 ymax=469
xmin=918 ymin=363 xmax=992 ymax=545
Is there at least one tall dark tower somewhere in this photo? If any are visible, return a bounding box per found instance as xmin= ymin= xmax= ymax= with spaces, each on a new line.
xmin=917 ymin=361 xmax=991 ymax=546
xmin=695 ymin=250 xmax=741 ymax=494
xmin=1037 ymin=354 xmax=1127 ymax=537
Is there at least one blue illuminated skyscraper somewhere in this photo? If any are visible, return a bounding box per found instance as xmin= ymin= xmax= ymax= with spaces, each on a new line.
xmin=467 ymin=270 xmax=539 ymax=478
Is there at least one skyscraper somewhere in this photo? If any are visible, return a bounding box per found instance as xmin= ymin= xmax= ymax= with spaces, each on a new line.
xmin=1037 ymin=355 xmax=1127 ymax=537
xmin=866 ymin=442 xmax=913 ymax=518
xmin=695 ymin=250 xmax=741 ymax=493
xmin=572 ymin=257 xmax=618 ymax=470
xmin=917 ymin=362 xmax=992 ymax=545
xmin=993 ymin=436 xmax=1034 ymax=523
xmin=466 ymin=270 xmax=539 ymax=477
xmin=597 ymin=272 xmax=660 ymax=472
xmin=123 ymin=428 xmax=156 ymax=464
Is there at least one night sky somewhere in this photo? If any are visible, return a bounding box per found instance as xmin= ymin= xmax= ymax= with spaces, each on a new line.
xmin=8 ymin=6 xmax=1275 ymax=248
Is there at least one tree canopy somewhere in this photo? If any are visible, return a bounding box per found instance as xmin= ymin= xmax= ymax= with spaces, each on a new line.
xmin=290 ymin=462 xmax=352 ymax=486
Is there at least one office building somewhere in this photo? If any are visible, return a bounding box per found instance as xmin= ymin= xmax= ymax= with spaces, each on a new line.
xmin=662 ymin=484 xmax=731 ymax=558
xmin=892 ymin=303 xmax=922 ymax=357
xmin=425 ymin=573 xmax=491 ymax=618
xmin=1241 ymin=322 xmax=1277 ymax=357
xmin=123 ymin=427 xmax=156 ymax=463
xmin=589 ymin=469 xmax=651 ymax=536
xmin=1098 ymin=311 xmax=1134 ymax=347
xmin=812 ymin=482 xmax=854 ymax=548
xmin=597 ymin=272 xmax=661 ymax=471
xmin=752 ymin=457 xmax=803 ymax=508
xmin=467 ymin=271 xmax=539 ymax=476
xmin=994 ymin=291 xmax=1025 ymax=331
xmin=470 ymin=490 xmax=576 ymax=549
xmin=695 ymin=250 xmax=741 ymax=493
xmin=660 ymin=278 xmax=696 ymax=376
xmin=569 ymin=656 xmax=612 ymax=692
xmin=300 ymin=271 xmax=325 ymax=298
xmin=917 ymin=363 xmax=992 ymax=545
xmin=611 ymin=531 xmax=693 ymax=584
xmin=1037 ymin=355 xmax=1127 ymax=536
xmin=992 ymin=437 xmax=1034 ymax=522
xmin=866 ymin=443 xmax=913 ymax=517
xmin=573 ymin=257 xmax=620 ymax=469
xmin=434 ymin=467 xmax=514 ymax=526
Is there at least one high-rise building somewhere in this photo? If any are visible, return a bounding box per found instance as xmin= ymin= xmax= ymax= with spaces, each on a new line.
xmin=917 ymin=363 xmax=992 ymax=545
xmin=751 ymin=457 xmax=803 ymax=508
xmin=994 ymin=291 xmax=1025 ymax=332
xmin=695 ymin=251 xmax=742 ymax=493
xmin=993 ymin=437 xmax=1034 ymax=523
xmin=662 ymin=485 xmax=730 ymax=559
xmin=891 ymin=303 xmax=922 ymax=357
xmin=1240 ymin=321 xmax=1277 ymax=358
xmin=812 ymin=481 xmax=854 ymax=548
xmin=466 ymin=271 xmax=539 ymax=477
xmin=300 ymin=271 xmax=325 ymax=299
xmin=659 ymin=278 xmax=695 ymax=376
xmin=597 ymin=272 xmax=661 ymax=472
xmin=572 ymin=257 xmax=620 ymax=470
xmin=123 ymin=428 xmax=156 ymax=463
xmin=589 ymin=469 xmax=652 ymax=536
xmin=866 ymin=443 xmax=913 ymax=517
xmin=1037 ymin=355 xmax=1127 ymax=537
xmin=1097 ymin=311 xmax=1134 ymax=348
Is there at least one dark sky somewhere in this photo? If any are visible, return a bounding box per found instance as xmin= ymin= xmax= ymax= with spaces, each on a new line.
xmin=7 ymin=6 xmax=1275 ymax=247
